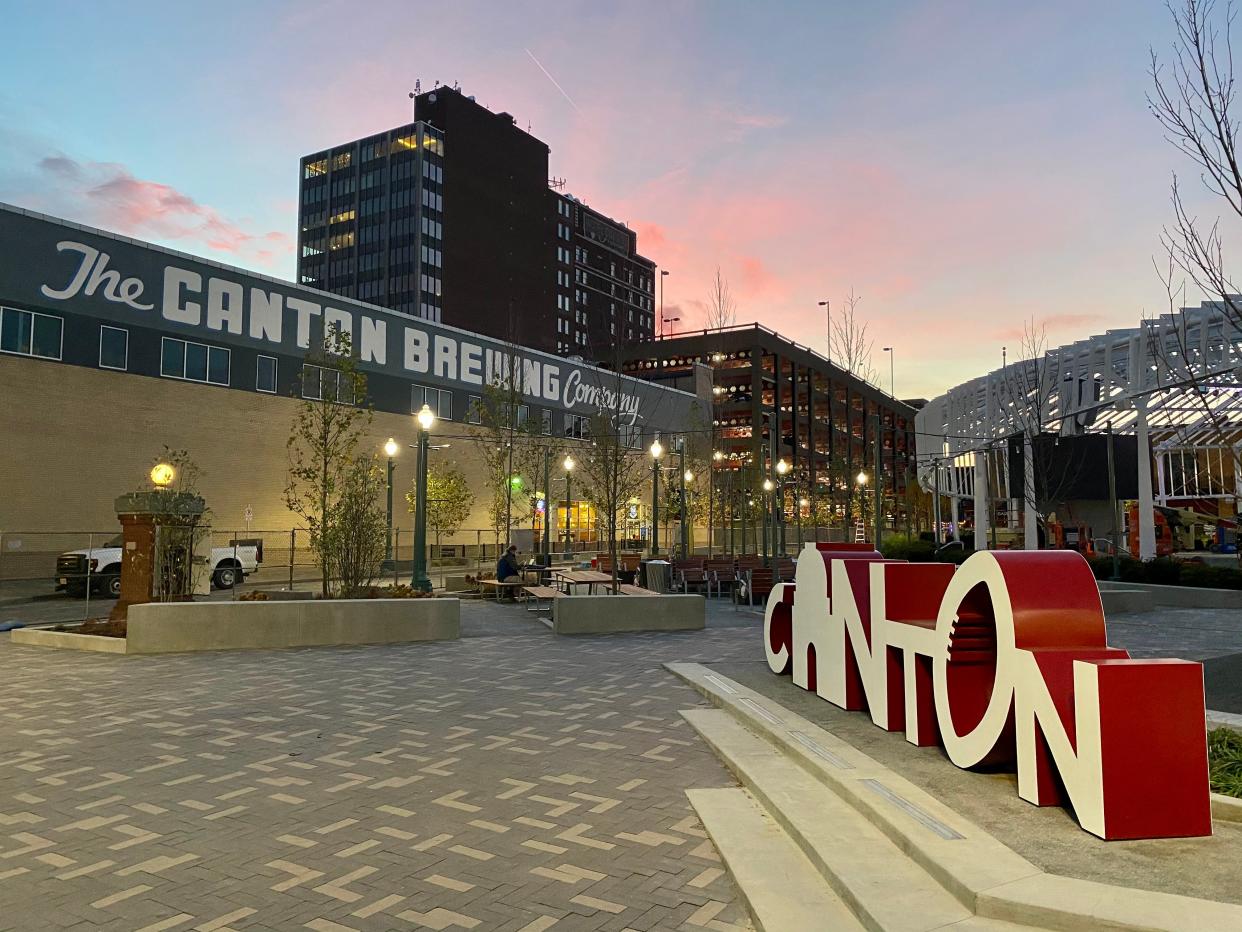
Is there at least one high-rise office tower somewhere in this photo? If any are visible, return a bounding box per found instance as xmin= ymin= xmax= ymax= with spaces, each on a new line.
xmin=296 ymin=86 xmax=654 ymax=356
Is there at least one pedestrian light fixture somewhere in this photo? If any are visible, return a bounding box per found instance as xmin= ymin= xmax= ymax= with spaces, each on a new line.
xmin=650 ymin=438 xmax=663 ymax=460
xmin=384 ymin=437 xmax=399 ymax=457
xmin=150 ymin=462 xmax=175 ymax=488
xmin=563 ymin=454 xmax=575 ymax=472
xmin=762 ymin=478 xmax=774 ymax=492
xmin=417 ymin=403 xmax=435 ymax=432
xmin=776 ymin=459 xmax=789 ymax=476
xmin=856 ymin=471 xmax=868 ymax=486
xmin=684 ymin=469 xmax=694 ymax=482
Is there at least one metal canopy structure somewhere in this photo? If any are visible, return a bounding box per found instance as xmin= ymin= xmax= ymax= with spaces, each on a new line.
xmin=915 ymin=301 xmax=1241 ymax=558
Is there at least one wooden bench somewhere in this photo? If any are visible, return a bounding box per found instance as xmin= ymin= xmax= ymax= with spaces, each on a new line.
xmin=521 ymin=585 xmax=560 ymax=612
xmin=478 ymin=579 xmax=525 ymax=601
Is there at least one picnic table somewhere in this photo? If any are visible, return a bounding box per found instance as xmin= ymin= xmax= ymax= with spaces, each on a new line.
xmin=553 ymin=569 xmax=613 ymax=595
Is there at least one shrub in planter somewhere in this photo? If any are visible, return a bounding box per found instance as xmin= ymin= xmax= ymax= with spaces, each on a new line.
xmin=239 ymin=590 xmax=270 ymax=601
xmin=1180 ymin=562 xmax=1242 ymax=590
xmin=1209 ymin=727 xmax=1242 ymax=798
xmin=881 ymin=538 xmax=935 ymax=562
xmin=1145 ymin=557 xmax=1183 ymax=585
xmin=934 ymin=547 xmax=974 ymax=565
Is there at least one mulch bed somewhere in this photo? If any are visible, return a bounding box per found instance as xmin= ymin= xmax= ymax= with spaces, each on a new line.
xmin=51 ymin=618 xmax=127 ymax=638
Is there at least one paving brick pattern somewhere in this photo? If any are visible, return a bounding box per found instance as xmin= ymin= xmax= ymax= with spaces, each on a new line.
xmin=0 ymin=607 xmax=762 ymax=931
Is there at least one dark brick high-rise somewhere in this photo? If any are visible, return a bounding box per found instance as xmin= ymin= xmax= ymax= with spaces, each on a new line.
xmin=296 ymin=86 xmax=654 ymax=356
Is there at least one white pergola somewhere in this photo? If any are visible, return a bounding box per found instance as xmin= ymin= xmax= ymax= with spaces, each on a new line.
xmin=915 ymin=301 xmax=1242 ymax=559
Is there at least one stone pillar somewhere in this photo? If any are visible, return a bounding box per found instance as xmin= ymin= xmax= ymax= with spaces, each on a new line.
xmin=974 ymin=450 xmax=990 ymax=550
xmin=109 ymin=491 xmax=206 ymax=620
xmin=951 ymin=495 xmax=961 ymax=542
xmin=110 ymin=512 xmax=157 ymax=620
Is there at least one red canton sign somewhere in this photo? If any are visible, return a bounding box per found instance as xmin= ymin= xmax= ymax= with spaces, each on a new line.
xmin=763 ymin=544 xmax=1212 ymax=840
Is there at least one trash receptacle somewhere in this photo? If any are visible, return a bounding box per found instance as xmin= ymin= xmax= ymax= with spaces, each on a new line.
xmin=642 ymin=559 xmax=672 ymax=593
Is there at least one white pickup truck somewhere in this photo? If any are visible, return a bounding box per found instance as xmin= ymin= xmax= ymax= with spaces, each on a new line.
xmin=56 ymin=535 xmax=262 ymax=597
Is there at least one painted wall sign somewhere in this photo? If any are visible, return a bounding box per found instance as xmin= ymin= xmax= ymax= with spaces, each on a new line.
xmin=763 ymin=544 xmax=1212 ymax=840
xmin=0 ymin=206 xmax=687 ymax=426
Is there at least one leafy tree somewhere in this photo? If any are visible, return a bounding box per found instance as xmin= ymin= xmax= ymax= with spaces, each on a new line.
xmin=470 ymin=368 xmax=527 ymax=550
xmin=284 ymin=325 xmax=373 ymax=596
xmin=328 ymin=456 xmax=388 ymax=597
xmin=408 ymin=460 xmax=475 ymax=553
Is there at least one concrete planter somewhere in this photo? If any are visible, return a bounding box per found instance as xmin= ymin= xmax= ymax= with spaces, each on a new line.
xmin=1098 ymin=580 xmax=1239 ymax=609
xmin=11 ymin=598 xmax=460 ymax=654
xmin=553 ymin=594 xmax=704 ymax=635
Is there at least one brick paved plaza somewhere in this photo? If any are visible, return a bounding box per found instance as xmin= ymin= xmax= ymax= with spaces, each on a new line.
xmin=0 ymin=605 xmax=761 ymax=932
xmin=3 ymin=597 xmax=1240 ymax=931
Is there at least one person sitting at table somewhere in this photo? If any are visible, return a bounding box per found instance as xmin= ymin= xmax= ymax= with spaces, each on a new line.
xmin=496 ymin=545 xmax=522 ymax=583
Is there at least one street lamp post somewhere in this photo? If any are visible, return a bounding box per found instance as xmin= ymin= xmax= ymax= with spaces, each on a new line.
xmin=798 ymin=496 xmax=809 ymax=550
xmin=710 ymin=450 xmax=723 ymax=557
xmin=411 ymin=404 xmax=435 ymax=592
xmin=541 ymin=447 xmax=551 ymax=565
xmin=856 ymin=470 xmax=868 ymax=543
xmin=563 ymin=455 xmax=575 ymax=558
xmin=383 ymin=438 xmax=398 ymax=569
xmin=683 ymin=468 xmax=694 ymax=557
xmin=762 ymin=477 xmax=774 ymax=561
xmin=677 ymin=439 xmax=688 ymax=557
xmin=874 ymin=421 xmax=883 ymax=549
xmin=775 ymin=459 xmax=789 ymax=556
xmin=650 ymin=437 xmax=663 ymax=555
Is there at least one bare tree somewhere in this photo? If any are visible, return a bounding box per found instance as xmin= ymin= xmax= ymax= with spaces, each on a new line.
xmin=578 ymin=311 xmax=675 ymax=590
xmin=704 ymin=267 xmax=738 ymax=330
xmin=1148 ymin=0 xmax=1242 ymax=544
xmin=469 ymin=363 xmax=527 ymax=551
xmin=996 ymin=319 xmax=1090 ymax=541
xmin=831 ymin=289 xmax=878 ymax=384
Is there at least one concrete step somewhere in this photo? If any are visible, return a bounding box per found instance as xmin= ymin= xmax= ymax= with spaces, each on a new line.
xmin=684 ymin=707 xmax=975 ymax=931
xmin=672 ymin=662 xmax=1242 ymax=932
xmin=688 ymin=786 xmax=865 ymax=931
xmin=674 ymin=666 xmax=1042 ymax=911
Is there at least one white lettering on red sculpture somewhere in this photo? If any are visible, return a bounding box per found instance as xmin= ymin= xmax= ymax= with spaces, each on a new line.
xmin=763 ymin=544 xmax=1212 ymax=840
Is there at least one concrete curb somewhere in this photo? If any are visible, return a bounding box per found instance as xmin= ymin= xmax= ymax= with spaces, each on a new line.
xmin=11 ymin=628 xmax=128 ymax=653
xmin=1096 ymin=580 xmax=1239 ymax=609
xmin=1212 ymin=793 xmax=1242 ymax=823
xmin=669 ymin=661 xmax=1242 ymax=932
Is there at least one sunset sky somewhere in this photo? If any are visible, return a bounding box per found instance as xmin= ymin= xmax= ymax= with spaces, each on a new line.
xmin=0 ymin=1 xmax=1215 ymax=398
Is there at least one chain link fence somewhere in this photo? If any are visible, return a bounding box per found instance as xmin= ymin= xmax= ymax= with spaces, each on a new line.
xmin=0 ymin=524 xmax=850 ymax=618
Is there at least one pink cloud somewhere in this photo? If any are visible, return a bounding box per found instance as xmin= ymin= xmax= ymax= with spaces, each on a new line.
xmin=34 ymin=155 xmax=293 ymax=268
xmin=991 ymin=313 xmax=1107 ymax=341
